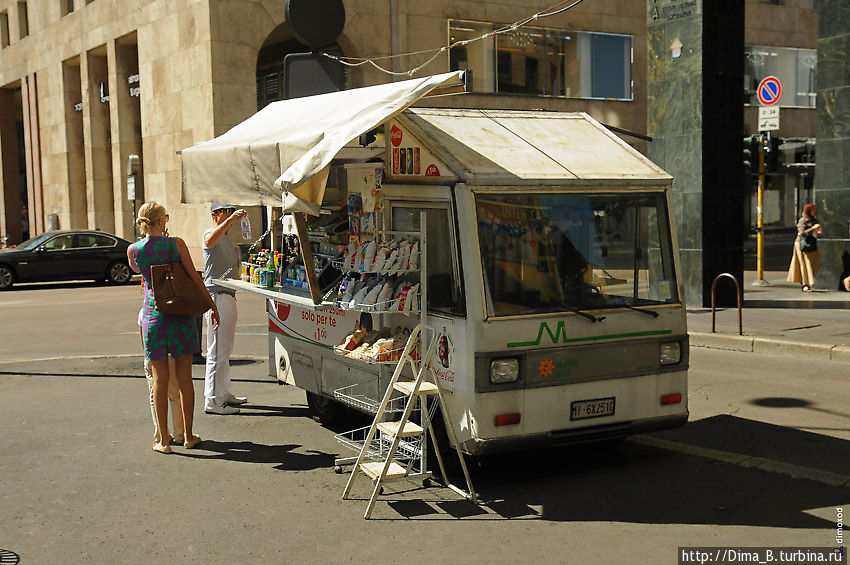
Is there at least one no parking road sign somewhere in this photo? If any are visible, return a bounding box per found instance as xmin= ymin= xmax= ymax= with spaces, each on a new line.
xmin=757 ymin=76 xmax=782 ymax=106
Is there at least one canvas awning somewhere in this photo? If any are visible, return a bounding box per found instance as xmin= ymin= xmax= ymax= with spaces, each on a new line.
xmin=180 ymin=71 xmax=464 ymax=215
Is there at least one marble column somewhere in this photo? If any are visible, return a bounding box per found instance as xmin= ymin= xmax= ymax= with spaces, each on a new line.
xmin=814 ymin=0 xmax=850 ymax=288
xmin=647 ymin=0 xmax=745 ymax=306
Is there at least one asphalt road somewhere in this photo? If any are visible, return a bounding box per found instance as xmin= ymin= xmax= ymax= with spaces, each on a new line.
xmin=0 ymin=282 xmax=847 ymax=564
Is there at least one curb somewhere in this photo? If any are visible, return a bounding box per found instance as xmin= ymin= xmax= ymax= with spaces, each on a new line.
xmin=690 ymin=331 xmax=850 ymax=362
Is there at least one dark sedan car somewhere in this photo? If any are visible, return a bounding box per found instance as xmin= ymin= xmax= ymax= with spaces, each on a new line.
xmin=0 ymin=230 xmax=134 ymax=290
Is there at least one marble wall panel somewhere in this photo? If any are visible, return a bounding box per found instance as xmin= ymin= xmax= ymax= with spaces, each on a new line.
xmin=817 ymin=0 xmax=850 ymax=39
xmin=817 ymin=34 xmax=850 ymax=91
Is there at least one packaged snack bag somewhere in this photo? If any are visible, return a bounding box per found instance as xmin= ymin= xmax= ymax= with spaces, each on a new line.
xmin=348 ymin=343 xmax=369 ymax=359
xmin=376 ymin=282 xmax=393 ymax=310
xmin=394 ymin=284 xmax=413 ymax=311
xmin=372 ymin=244 xmax=389 ymax=273
xmin=406 ymin=283 xmax=420 ymax=313
xmin=362 ymin=282 xmax=383 ymax=307
xmin=408 ymin=241 xmax=419 ymax=270
xmin=371 ymin=338 xmax=394 ymax=362
xmin=395 ymin=240 xmax=410 ymax=272
xmin=338 ymin=328 xmax=367 ymax=351
xmin=344 ymin=241 xmax=357 ymax=270
xmin=362 ymin=240 xmax=378 ymax=271
xmin=381 ymin=243 xmax=398 ymax=274
xmin=351 ymin=284 xmax=370 ymax=308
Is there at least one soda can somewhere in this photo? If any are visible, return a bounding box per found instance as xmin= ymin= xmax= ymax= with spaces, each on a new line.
xmin=406 ymin=148 xmax=413 ymax=174
xmin=399 ymin=148 xmax=407 ymax=174
xmin=392 ymin=148 xmax=399 ymax=174
xmin=413 ymin=147 xmax=421 ymax=174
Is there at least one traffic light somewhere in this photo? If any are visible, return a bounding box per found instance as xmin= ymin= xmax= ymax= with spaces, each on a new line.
xmin=743 ymin=135 xmax=760 ymax=176
xmin=765 ymin=135 xmax=783 ymax=173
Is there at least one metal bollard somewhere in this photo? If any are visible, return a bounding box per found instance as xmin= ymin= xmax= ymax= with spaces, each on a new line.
xmin=711 ymin=273 xmax=743 ymax=335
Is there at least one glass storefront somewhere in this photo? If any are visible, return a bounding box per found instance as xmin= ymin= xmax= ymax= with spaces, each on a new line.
xmin=449 ymin=20 xmax=633 ymax=101
xmin=745 ymin=45 xmax=817 ymax=108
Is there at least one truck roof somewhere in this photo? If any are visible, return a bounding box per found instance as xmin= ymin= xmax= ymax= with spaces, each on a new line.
xmin=397 ymin=108 xmax=672 ymax=186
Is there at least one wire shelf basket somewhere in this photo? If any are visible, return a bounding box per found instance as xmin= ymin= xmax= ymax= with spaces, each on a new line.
xmin=333 ymin=381 xmax=407 ymax=413
xmin=334 ymin=425 xmax=422 ymax=464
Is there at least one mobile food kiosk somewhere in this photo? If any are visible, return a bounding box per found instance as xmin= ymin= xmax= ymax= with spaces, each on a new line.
xmin=181 ymin=71 xmax=689 ymax=460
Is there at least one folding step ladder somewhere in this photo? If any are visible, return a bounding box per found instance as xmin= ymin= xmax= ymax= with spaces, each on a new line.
xmin=341 ymin=324 xmax=477 ymax=519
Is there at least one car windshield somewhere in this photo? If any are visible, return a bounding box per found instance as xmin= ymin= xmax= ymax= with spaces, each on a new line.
xmin=475 ymin=191 xmax=679 ymax=317
xmin=14 ymin=233 xmax=54 ymax=250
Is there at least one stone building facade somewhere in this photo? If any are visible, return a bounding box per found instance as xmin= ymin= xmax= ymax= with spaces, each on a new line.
xmin=0 ymin=0 xmax=818 ymax=266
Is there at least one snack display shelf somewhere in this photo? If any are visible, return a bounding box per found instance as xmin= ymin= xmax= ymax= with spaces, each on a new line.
xmin=331 ymin=255 xmax=420 ymax=274
xmin=211 ymin=278 xmax=337 ymax=310
xmin=332 ymin=345 xmax=410 ymax=365
xmin=334 ymin=293 xmax=420 ymax=315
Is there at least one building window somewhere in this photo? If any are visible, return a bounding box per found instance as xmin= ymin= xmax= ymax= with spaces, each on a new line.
xmin=0 ymin=12 xmax=9 ymax=47
xmin=18 ymin=2 xmax=28 ymax=38
xmin=745 ymin=45 xmax=816 ymax=108
xmin=61 ymin=0 xmax=74 ymax=16
xmin=449 ymin=19 xmax=633 ymax=101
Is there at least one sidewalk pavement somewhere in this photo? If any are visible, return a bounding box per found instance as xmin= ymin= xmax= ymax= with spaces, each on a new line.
xmin=688 ymin=270 xmax=850 ymax=362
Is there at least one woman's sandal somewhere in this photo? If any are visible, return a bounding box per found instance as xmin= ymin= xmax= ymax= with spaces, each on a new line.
xmin=802 ymin=285 xmax=813 ymax=293
xmin=184 ymin=435 xmax=202 ymax=449
xmin=152 ymin=442 xmax=172 ymax=454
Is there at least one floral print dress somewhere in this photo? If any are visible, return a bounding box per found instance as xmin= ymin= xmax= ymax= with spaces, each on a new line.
xmin=131 ymin=236 xmax=200 ymax=360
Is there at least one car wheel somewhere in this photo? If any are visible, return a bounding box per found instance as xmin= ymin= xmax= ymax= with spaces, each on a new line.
xmin=0 ymin=265 xmax=14 ymax=290
xmin=106 ymin=261 xmax=131 ymax=284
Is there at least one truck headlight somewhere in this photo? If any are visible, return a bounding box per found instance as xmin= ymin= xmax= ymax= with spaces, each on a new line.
xmin=659 ymin=342 xmax=681 ymax=365
xmin=490 ymin=358 xmax=519 ymax=384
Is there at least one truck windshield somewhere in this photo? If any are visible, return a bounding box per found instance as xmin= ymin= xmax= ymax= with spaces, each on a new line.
xmin=475 ymin=192 xmax=679 ymax=317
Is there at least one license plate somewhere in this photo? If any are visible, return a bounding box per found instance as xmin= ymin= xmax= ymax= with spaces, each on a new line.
xmin=570 ymin=397 xmax=616 ymax=421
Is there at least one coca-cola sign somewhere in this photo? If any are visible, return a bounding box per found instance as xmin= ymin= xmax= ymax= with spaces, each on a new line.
xmin=390 ymin=124 xmax=403 ymax=147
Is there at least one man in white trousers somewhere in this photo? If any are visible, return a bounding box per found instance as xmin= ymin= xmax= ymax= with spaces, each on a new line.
xmin=203 ymin=203 xmax=249 ymax=415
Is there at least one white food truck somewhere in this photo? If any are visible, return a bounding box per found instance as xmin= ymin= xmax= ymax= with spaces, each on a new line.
xmin=181 ymin=71 xmax=688 ymax=458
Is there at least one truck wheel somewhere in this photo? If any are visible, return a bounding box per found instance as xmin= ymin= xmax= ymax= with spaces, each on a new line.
xmin=305 ymin=391 xmax=344 ymax=426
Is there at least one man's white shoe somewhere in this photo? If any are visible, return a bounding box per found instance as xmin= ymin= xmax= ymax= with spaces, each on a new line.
xmin=224 ymin=393 xmax=248 ymax=406
xmin=205 ymin=402 xmax=240 ymax=415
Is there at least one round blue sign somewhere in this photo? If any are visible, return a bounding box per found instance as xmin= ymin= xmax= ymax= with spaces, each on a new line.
xmin=757 ymin=76 xmax=782 ymax=106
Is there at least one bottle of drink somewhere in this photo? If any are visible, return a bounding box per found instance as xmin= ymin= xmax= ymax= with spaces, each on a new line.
xmin=241 ymin=214 xmax=251 ymax=240
xmin=265 ymin=252 xmax=276 ymax=287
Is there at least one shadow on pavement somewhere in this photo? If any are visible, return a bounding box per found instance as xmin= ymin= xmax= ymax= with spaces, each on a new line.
xmin=176 ymin=439 xmax=335 ymax=470
xmin=376 ymin=415 xmax=849 ymax=525
xmin=225 ymin=404 xmax=311 ymax=418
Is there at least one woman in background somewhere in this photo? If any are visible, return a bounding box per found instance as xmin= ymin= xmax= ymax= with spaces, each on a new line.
xmin=787 ymin=203 xmax=822 ymax=292
xmin=128 ymin=201 xmax=219 ymax=454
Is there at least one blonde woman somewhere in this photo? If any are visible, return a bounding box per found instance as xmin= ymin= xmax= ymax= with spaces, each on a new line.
xmin=127 ymin=201 xmax=220 ymax=454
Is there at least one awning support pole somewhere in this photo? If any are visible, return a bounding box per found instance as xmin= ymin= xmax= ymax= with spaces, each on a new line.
xmin=293 ymin=212 xmax=322 ymax=305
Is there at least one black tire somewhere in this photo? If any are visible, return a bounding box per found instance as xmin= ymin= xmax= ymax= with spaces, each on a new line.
xmin=106 ymin=260 xmax=132 ymax=284
xmin=305 ymin=391 xmax=344 ymax=425
xmin=0 ymin=264 xmax=15 ymax=290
